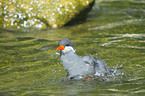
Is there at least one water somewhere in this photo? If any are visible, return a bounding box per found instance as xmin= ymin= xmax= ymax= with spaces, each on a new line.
xmin=0 ymin=0 xmax=145 ymax=96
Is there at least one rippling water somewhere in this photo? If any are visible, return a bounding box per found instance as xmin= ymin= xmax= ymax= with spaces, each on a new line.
xmin=0 ymin=0 xmax=145 ymax=96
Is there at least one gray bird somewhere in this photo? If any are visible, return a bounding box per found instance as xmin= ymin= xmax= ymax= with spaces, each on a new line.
xmin=57 ymin=38 xmax=111 ymax=79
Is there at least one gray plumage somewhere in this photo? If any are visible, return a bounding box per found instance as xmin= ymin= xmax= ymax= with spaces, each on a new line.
xmin=58 ymin=38 xmax=111 ymax=79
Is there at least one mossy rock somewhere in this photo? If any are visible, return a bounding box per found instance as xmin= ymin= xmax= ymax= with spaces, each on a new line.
xmin=1 ymin=0 xmax=95 ymax=29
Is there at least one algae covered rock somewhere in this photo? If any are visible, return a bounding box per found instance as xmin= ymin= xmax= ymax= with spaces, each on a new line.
xmin=1 ymin=0 xmax=95 ymax=29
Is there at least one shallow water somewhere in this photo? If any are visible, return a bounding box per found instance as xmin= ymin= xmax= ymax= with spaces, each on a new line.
xmin=0 ymin=0 xmax=145 ymax=96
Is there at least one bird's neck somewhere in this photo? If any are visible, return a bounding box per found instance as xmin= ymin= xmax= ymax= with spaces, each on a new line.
xmin=60 ymin=51 xmax=79 ymax=69
xmin=61 ymin=50 xmax=76 ymax=57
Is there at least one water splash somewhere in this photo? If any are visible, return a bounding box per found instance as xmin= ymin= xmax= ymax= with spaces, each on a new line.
xmin=92 ymin=64 xmax=124 ymax=83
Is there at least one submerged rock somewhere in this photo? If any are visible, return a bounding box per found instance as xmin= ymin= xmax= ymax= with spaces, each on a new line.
xmin=1 ymin=0 xmax=95 ymax=29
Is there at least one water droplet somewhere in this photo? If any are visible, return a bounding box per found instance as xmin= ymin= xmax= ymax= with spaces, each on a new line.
xmin=120 ymin=64 xmax=123 ymax=67
xmin=4 ymin=17 xmax=8 ymax=21
xmin=5 ymin=15 xmax=8 ymax=18
xmin=53 ymin=24 xmax=57 ymax=28
xmin=11 ymin=19 xmax=14 ymax=26
xmin=21 ymin=4 xmax=24 ymax=8
xmin=24 ymin=21 xmax=27 ymax=27
xmin=12 ymin=0 xmax=16 ymax=3
xmin=72 ymin=6 xmax=75 ymax=9
xmin=35 ymin=24 xmax=42 ymax=28
xmin=65 ymin=9 xmax=68 ymax=11
xmin=59 ymin=11 xmax=62 ymax=14
xmin=29 ymin=8 xmax=33 ymax=11
xmin=33 ymin=13 xmax=36 ymax=16
xmin=28 ymin=13 xmax=31 ymax=17
xmin=23 ymin=15 xmax=26 ymax=18
xmin=59 ymin=4 xmax=63 ymax=7
xmin=14 ymin=15 xmax=17 ymax=18
xmin=69 ymin=2 xmax=72 ymax=5
xmin=57 ymin=8 xmax=60 ymax=11
xmin=17 ymin=26 xmax=20 ymax=29
xmin=126 ymin=33 xmax=129 ymax=35
xmin=52 ymin=13 xmax=55 ymax=15
xmin=30 ymin=2 xmax=33 ymax=5
xmin=51 ymin=18 xmax=55 ymax=21
xmin=34 ymin=19 xmax=37 ymax=21
xmin=34 ymin=0 xmax=39 ymax=3
xmin=16 ymin=5 xmax=19 ymax=7
xmin=4 ymin=11 xmax=6 ymax=14
xmin=56 ymin=52 xmax=60 ymax=55
xmin=86 ymin=1 xmax=89 ymax=4
xmin=4 ymin=6 xmax=8 ymax=10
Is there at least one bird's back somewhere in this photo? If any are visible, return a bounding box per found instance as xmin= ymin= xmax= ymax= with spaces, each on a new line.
xmin=82 ymin=56 xmax=111 ymax=76
xmin=61 ymin=52 xmax=95 ymax=79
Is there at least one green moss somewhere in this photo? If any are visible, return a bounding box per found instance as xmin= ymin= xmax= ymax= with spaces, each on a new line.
xmin=1 ymin=0 xmax=95 ymax=29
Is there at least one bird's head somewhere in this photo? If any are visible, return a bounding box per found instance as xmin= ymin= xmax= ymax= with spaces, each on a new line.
xmin=57 ymin=38 xmax=75 ymax=55
xmin=58 ymin=38 xmax=74 ymax=49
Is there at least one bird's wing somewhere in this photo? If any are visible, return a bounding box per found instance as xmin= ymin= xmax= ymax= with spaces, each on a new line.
xmin=81 ymin=56 xmax=95 ymax=66
xmin=82 ymin=56 xmax=111 ymax=76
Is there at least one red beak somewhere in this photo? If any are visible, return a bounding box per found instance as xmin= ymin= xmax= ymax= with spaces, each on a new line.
xmin=57 ymin=45 xmax=65 ymax=50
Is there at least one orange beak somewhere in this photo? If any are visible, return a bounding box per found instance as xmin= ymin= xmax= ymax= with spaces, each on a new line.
xmin=57 ymin=45 xmax=65 ymax=50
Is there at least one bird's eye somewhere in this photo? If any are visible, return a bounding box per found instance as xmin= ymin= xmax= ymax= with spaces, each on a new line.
xmin=65 ymin=44 xmax=69 ymax=46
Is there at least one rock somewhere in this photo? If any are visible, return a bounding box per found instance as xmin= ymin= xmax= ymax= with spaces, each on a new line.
xmin=1 ymin=0 xmax=95 ymax=29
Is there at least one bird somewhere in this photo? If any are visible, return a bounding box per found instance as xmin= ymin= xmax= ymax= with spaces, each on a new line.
xmin=57 ymin=38 xmax=111 ymax=80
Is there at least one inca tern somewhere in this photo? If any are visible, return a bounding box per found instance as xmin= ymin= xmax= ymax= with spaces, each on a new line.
xmin=57 ymin=38 xmax=111 ymax=79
